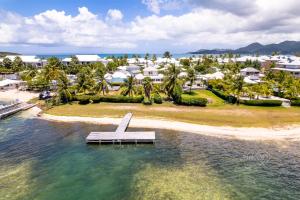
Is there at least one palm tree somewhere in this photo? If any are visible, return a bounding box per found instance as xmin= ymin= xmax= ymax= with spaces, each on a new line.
xmin=163 ymin=51 xmax=172 ymax=63
xmin=57 ymin=72 xmax=72 ymax=103
xmin=163 ymin=64 xmax=181 ymax=99
xmin=76 ymin=66 xmax=95 ymax=94
xmin=43 ymin=57 xmax=62 ymax=84
xmin=152 ymin=54 xmax=157 ymax=64
xmin=122 ymin=75 xmax=136 ymax=97
xmin=145 ymin=53 xmax=150 ymax=67
xmin=94 ymin=65 xmax=109 ymax=95
xmin=142 ymin=77 xmax=153 ymax=101
xmin=186 ymin=67 xmax=196 ymax=93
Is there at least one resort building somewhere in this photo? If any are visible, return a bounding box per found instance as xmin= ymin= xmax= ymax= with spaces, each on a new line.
xmin=62 ymin=55 xmax=108 ymax=65
xmin=1 ymin=55 xmax=43 ymax=67
xmin=273 ymin=60 xmax=300 ymax=78
xmin=240 ymin=67 xmax=260 ymax=77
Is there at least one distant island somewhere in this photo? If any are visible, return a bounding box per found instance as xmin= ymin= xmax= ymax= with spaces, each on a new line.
xmin=0 ymin=52 xmax=20 ymax=57
xmin=190 ymin=41 xmax=300 ymax=55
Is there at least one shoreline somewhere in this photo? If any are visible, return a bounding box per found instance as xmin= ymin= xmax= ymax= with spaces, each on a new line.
xmin=40 ymin=113 xmax=300 ymax=141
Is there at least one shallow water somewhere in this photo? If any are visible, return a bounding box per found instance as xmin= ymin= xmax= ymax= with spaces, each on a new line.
xmin=1 ymin=112 xmax=300 ymax=200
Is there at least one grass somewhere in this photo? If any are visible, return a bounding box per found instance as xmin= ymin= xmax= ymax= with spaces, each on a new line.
xmin=182 ymin=90 xmax=225 ymax=106
xmin=45 ymin=90 xmax=300 ymax=128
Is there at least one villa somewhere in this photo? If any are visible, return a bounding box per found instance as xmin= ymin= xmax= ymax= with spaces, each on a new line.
xmin=62 ymin=55 xmax=108 ymax=65
xmin=0 ymin=55 xmax=44 ymax=67
xmin=273 ymin=60 xmax=300 ymax=78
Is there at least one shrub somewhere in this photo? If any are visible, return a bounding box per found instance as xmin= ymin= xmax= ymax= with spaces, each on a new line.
xmin=240 ymin=99 xmax=282 ymax=107
xmin=209 ymin=88 xmax=237 ymax=104
xmin=143 ymin=98 xmax=153 ymax=105
xmin=90 ymin=96 xmax=101 ymax=103
xmin=153 ymin=93 xmax=163 ymax=104
xmin=291 ymin=100 xmax=300 ymax=106
xmin=76 ymin=95 xmax=91 ymax=105
xmin=90 ymin=95 xmax=144 ymax=103
xmin=177 ymin=96 xmax=208 ymax=107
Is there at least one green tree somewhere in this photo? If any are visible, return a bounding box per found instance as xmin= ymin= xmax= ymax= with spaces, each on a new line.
xmin=57 ymin=71 xmax=72 ymax=103
xmin=94 ymin=63 xmax=109 ymax=95
xmin=122 ymin=75 xmax=136 ymax=97
xmin=67 ymin=56 xmax=80 ymax=74
xmin=152 ymin=54 xmax=157 ymax=63
xmin=163 ymin=64 xmax=181 ymax=100
xmin=106 ymin=61 xmax=118 ymax=72
xmin=142 ymin=77 xmax=153 ymax=101
xmin=186 ymin=67 xmax=196 ymax=93
xmin=2 ymin=57 xmax=12 ymax=69
xmin=43 ymin=57 xmax=63 ymax=84
xmin=12 ymin=56 xmax=24 ymax=72
xmin=76 ymin=66 xmax=95 ymax=94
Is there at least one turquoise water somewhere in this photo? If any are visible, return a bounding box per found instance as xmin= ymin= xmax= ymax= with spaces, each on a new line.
xmin=37 ymin=53 xmax=197 ymax=59
xmin=1 ymin=112 xmax=300 ymax=200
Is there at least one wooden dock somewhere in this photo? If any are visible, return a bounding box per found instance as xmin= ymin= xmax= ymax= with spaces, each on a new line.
xmin=86 ymin=113 xmax=155 ymax=144
xmin=0 ymin=103 xmax=36 ymax=119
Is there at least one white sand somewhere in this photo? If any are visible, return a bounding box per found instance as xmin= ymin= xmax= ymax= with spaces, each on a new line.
xmin=0 ymin=89 xmax=38 ymax=103
xmin=41 ymin=114 xmax=300 ymax=142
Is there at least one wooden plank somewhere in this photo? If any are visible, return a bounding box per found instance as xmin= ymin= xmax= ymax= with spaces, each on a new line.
xmin=115 ymin=113 xmax=132 ymax=134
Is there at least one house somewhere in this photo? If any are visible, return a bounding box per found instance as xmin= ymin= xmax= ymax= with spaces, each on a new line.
xmin=4 ymin=55 xmax=43 ymax=67
xmin=272 ymin=60 xmax=300 ymax=78
xmin=62 ymin=55 xmax=108 ymax=65
xmin=111 ymin=71 xmax=130 ymax=83
xmin=143 ymin=66 xmax=164 ymax=83
xmin=240 ymin=67 xmax=260 ymax=77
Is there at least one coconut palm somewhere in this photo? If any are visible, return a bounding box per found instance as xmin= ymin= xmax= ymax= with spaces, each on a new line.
xmin=122 ymin=75 xmax=136 ymax=97
xmin=43 ymin=57 xmax=62 ymax=84
xmin=94 ymin=64 xmax=109 ymax=95
xmin=57 ymin=72 xmax=72 ymax=103
xmin=186 ymin=67 xmax=196 ymax=93
xmin=142 ymin=77 xmax=153 ymax=101
xmin=163 ymin=64 xmax=181 ymax=99
xmin=76 ymin=66 xmax=95 ymax=94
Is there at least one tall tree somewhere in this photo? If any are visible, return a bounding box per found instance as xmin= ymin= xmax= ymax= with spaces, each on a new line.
xmin=142 ymin=77 xmax=153 ymax=101
xmin=57 ymin=71 xmax=72 ymax=103
xmin=163 ymin=64 xmax=181 ymax=100
xmin=43 ymin=57 xmax=63 ymax=84
xmin=122 ymin=75 xmax=136 ymax=97
xmin=2 ymin=57 xmax=12 ymax=69
xmin=76 ymin=66 xmax=95 ymax=94
xmin=187 ymin=67 xmax=196 ymax=93
xmin=94 ymin=63 xmax=109 ymax=95
xmin=12 ymin=56 xmax=24 ymax=72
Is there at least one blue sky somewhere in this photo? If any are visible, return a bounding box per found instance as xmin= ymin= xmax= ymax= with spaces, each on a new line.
xmin=0 ymin=0 xmax=299 ymax=54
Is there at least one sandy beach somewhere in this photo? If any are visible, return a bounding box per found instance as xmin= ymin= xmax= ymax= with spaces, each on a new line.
xmin=41 ymin=114 xmax=300 ymax=142
xmin=0 ymin=89 xmax=39 ymax=103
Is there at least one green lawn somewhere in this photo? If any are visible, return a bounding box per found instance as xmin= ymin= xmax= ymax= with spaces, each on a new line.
xmin=182 ymin=90 xmax=225 ymax=106
xmin=45 ymin=90 xmax=300 ymax=128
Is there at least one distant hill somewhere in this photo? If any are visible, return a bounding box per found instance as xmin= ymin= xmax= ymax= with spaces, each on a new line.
xmin=190 ymin=41 xmax=300 ymax=55
xmin=0 ymin=52 xmax=21 ymax=58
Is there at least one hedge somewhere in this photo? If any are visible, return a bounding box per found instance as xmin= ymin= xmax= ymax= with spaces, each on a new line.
xmin=240 ymin=99 xmax=282 ymax=107
xmin=90 ymin=95 xmax=144 ymax=103
xmin=177 ymin=96 xmax=208 ymax=107
xmin=291 ymin=100 xmax=300 ymax=106
xmin=76 ymin=95 xmax=91 ymax=105
xmin=143 ymin=98 xmax=153 ymax=105
xmin=153 ymin=93 xmax=163 ymax=104
xmin=209 ymin=88 xmax=237 ymax=104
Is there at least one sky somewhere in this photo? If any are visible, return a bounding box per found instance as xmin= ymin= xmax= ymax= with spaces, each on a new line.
xmin=0 ymin=0 xmax=300 ymax=54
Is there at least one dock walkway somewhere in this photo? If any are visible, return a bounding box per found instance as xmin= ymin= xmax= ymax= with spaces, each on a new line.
xmin=0 ymin=103 xmax=36 ymax=119
xmin=86 ymin=113 xmax=155 ymax=144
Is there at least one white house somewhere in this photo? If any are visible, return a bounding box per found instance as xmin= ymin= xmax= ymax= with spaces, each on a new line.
xmin=273 ymin=60 xmax=300 ymax=78
xmin=111 ymin=71 xmax=130 ymax=83
xmin=62 ymin=55 xmax=108 ymax=65
xmin=4 ymin=55 xmax=43 ymax=67
xmin=240 ymin=67 xmax=260 ymax=77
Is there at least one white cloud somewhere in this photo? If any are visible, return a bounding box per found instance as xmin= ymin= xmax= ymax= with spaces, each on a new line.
xmin=106 ymin=9 xmax=123 ymax=21
xmin=142 ymin=0 xmax=161 ymax=14
xmin=0 ymin=1 xmax=300 ymax=53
